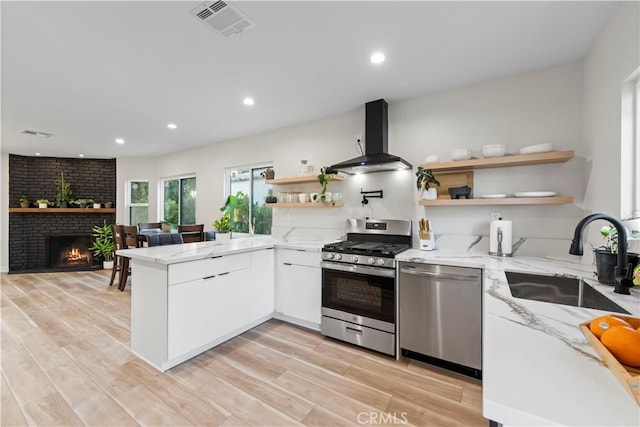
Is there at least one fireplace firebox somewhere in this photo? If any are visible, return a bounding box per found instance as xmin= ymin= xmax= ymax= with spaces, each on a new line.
xmin=46 ymin=234 xmax=100 ymax=271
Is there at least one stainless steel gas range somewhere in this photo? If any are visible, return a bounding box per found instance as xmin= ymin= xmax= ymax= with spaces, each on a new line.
xmin=320 ymin=218 xmax=412 ymax=356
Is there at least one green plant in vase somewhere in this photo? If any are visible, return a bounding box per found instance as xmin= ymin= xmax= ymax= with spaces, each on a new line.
xmin=90 ymin=220 xmax=115 ymax=268
xmin=317 ymin=167 xmax=330 ymax=201
xmin=55 ymin=171 xmax=73 ymax=207
xmin=19 ymin=196 xmax=29 ymax=208
xmin=416 ymin=167 xmax=441 ymax=200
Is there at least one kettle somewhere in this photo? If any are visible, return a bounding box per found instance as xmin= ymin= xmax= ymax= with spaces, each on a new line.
xmin=489 ymin=217 xmax=513 ymax=257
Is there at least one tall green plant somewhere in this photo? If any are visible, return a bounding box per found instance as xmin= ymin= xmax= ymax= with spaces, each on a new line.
xmin=221 ymin=191 xmax=249 ymax=233
xmin=55 ymin=171 xmax=73 ymax=207
xmin=90 ymin=220 xmax=114 ymax=261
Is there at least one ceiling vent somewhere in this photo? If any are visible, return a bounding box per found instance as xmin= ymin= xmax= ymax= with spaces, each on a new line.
xmin=21 ymin=130 xmax=53 ymax=138
xmin=189 ymin=1 xmax=255 ymax=38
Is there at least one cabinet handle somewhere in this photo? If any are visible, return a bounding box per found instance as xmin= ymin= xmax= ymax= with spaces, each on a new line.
xmin=210 ymin=255 xmax=223 ymax=259
xmin=203 ymin=275 xmax=216 ymax=280
xmin=346 ymin=326 xmax=363 ymax=335
xmin=218 ymin=272 xmax=230 ymax=276
xmin=283 ymin=263 xmax=292 ymax=266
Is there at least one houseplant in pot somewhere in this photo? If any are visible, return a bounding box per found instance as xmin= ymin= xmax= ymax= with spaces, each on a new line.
xmin=37 ymin=199 xmax=51 ymax=208
xmin=260 ymin=168 xmax=275 ymax=180
xmin=90 ymin=220 xmax=115 ymax=269
xmin=19 ymin=196 xmax=29 ymax=208
xmin=416 ymin=167 xmax=441 ymax=200
xmin=55 ymin=171 xmax=73 ymax=207
xmin=213 ymin=212 xmax=232 ymax=242
xmin=317 ymin=167 xmax=335 ymax=202
xmin=595 ymin=225 xmax=640 ymax=284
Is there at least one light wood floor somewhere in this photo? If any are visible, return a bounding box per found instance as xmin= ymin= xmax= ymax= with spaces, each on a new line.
xmin=1 ymin=270 xmax=486 ymax=426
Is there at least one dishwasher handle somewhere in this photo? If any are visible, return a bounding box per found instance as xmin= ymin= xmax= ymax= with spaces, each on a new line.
xmin=399 ymin=267 xmax=479 ymax=282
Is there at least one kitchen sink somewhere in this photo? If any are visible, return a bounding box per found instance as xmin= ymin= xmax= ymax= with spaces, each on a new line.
xmin=505 ymin=271 xmax=630 ymax=314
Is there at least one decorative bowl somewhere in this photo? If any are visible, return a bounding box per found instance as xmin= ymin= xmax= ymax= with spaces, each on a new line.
xmin=451 ymin=148 xmax=472 ymax=161
xmin=482 ymin=144 xmax=506 ymax=158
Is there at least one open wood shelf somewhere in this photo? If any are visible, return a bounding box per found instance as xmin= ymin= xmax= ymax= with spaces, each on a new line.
xmin=9 ymin=208 xmax=116 ymax=213
xmin=266 ymin=175 xmax=344 ymax=185
xmin=419 ymin=150 xmax=574 ymax=172
xmin=265 ymin=202 xmax=343 ymax=208
xmin=418 ymin=196 xmax=574 ymax=206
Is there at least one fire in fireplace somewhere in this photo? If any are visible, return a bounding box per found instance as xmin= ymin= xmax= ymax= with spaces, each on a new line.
xmin=47 ymin=234 xmax=99 ymax=271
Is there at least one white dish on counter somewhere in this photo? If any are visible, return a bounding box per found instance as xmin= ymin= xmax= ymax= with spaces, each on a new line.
xmin=514 ymin=191 xmax=557 ymax=198
xmin=480 ymin=194 xmax=507 ymax=199
xmin=519 ymin=143 xmax=553 ymax=155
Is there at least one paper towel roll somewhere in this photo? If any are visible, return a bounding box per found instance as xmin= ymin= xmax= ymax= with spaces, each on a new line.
xmin=489 ymin=220 xmax=512 ymax=256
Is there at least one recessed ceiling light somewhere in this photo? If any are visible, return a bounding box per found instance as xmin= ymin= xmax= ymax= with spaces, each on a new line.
xmin=79 ymin=154 xmax=85 ymax=158
xmin=370 ymin=52 xmax=385 ymax=64
xmin=35 ymin=152 xmax=41 ymax=156
xmin=167 ymin=123 xmax=177 ymax=130
xmin=115 ymin=138 xmax=125 ymax=144
xmin=243 ymin=97 xmax=255 ymax=106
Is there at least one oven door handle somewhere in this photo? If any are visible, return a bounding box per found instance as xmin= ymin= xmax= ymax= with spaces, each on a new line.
xmin=321 ymin=261 xmax=395 ymax=278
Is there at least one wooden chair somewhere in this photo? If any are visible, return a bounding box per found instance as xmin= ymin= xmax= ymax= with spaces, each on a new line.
xmin=138 ymin=222 xmax=161 ymax=231
xmin=178 ymin=224 xmax=204 ymax=243
xmin=118 ymin=226 xmax=141 ymax=291
xmin=108 ymin=225 xmax=125 ymax=288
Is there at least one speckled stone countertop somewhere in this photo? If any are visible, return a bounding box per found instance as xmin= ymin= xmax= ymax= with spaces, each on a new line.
xmin=396 ymin=250 xmax=640 ymax=426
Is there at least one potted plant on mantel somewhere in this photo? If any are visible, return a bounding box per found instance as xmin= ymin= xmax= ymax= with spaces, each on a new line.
xmin=19 ymin=196 xmax=29 ymax=208
xmin=36 ymin=199 xmax=51 ymax=208
xmin=416 ymin=167 xmax=441 ymax=200
xmin=55 ymin=171 xmax=73 ymax=208
xmin=90 ymin=220 xmax=115 ymax=269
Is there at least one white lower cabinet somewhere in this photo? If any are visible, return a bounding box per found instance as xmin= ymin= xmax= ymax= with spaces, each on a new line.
xmin=275 ymin=249 xmax=322 ymax=329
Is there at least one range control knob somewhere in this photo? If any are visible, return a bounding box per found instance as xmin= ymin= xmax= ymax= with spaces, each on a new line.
xmin=326 ymin=253 xmax=334 ymax=260
xmin=377 ymin=258 xmax=386 ymax=266
xmin=352 ymin=255 xmax=359 ymax=263
xmin=368 ymin=257 xmax=376 ymax=265
xmin=336 ymin=254 xmax=342 ymax=260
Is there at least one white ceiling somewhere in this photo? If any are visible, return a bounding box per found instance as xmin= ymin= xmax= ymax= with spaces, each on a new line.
xmin=1 ymin=1 xmax=619 ymax=159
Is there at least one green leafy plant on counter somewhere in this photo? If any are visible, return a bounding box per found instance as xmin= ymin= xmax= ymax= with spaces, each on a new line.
xmin=415 ymin=167 xmax=441 ymax=190
xmin=213 ymin=211 xmax=232 ymax=233
xmin=90 ymin=220 xmax=114 ymax=261
xmin=601 ymin=225 xmax=640 ymax=254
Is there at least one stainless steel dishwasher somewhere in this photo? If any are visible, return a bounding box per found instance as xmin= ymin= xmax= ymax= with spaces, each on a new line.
xmin=398 ymin=262 xmax=482 ymax=378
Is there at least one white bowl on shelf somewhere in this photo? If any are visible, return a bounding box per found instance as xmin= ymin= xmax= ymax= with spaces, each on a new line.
xmin=519 ymin=143 xmax=553 ymax=155
xmin=451 ymin=148 xmax=472 ymax=161
xmin=424 ymin=154 xmax=439 ymax=163
xmin=482 ymin=144 xmax=506 ymax=158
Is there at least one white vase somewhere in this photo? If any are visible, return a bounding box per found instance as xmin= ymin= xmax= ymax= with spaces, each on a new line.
xmin=216 ymin=233 xmax=231 ymax=243
xmin=93 ymin=203 xmax=102 ymax=209
xmin=103 ymin=260 xmax=114 ymax=270
xmin=422 ymin=188 xmax=437 ymax=200
xmin=38 ymin=203 xmax=48 ymax=208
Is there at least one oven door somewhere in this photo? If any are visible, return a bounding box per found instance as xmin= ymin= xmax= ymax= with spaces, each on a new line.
xmin=321 ymin=261 xmax=395 ymax=328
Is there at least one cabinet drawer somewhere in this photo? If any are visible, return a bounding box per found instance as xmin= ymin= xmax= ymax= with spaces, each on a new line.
xmin=168 ymin=252 xmax=250 ymax=285
xmin=277 ymin=249 xmax=321 ymax=268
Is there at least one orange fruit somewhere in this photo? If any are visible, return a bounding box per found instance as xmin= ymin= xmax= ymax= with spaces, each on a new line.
xmin=600 ymin=325 xmax=640 ymax=367
xmin=589 ymin=315 xmax=631 ymax=338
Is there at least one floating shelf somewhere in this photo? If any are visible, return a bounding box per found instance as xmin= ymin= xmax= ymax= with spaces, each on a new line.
xmin=9 ymin=208 xmax=116 ymax=213
xmin=266 ymin=175 xmax=344 ymax=185
xmin=265 ymin=202 xmax=343 ymax=208
xmin=418 ymin=197 xmax=574 ymax=206
xmin=420 ymin=150 xmax=574 ymax=173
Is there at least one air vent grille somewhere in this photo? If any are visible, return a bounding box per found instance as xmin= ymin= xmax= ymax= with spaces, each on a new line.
xmin=21 ymin=130 xmax=53 ymax=138
xmin=189 ymin=1 xmax=255 ymax=38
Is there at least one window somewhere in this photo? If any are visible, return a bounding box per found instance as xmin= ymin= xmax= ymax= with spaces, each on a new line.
xmin=126 ymin=180 xmax=149 ymax=226
xmin=621 ymin=67 xmax=639 ymax=219
xmin=226 ymin=165 xmax=273 ymax=235
xmin=161 ymin=175 xmax=196 ymax=226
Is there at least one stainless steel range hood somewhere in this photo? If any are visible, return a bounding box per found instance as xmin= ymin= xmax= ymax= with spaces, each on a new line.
xmin=329 ymin=99 xmax=412 ymax=174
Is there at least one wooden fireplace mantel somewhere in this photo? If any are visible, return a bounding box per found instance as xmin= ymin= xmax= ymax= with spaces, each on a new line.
xmin=9 ymin=208 xmax=116 ymax=213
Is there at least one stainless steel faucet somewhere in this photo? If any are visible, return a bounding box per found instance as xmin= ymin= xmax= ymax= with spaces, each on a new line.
xmin=569 ymin=213 xmax=631 ymax=294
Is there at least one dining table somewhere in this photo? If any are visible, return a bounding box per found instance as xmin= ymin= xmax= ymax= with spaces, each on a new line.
xmin=137 ymin=228 xmax=181 ymax=246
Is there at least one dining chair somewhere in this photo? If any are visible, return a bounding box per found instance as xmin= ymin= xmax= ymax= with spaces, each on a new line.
xmin=178 ymin=224 xmax=204 ymax=243
xmin=118 ymin=225 xmax=141 ymax=291
xmin=108 ymin=225 xmax=125 ymax=288
xmin=147 ymin=233 xmax=184 ymax=246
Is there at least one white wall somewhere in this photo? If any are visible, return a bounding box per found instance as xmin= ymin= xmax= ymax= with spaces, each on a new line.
xmin=117 ymin=61 xmax=586 ymax=254
xmin=1 ymin=152 xmax=9 ymax=272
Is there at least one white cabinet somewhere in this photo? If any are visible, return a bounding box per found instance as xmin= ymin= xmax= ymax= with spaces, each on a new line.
xmin=131 ymin=248 xmax=274 ymax=371
xmin=275 ymin=248 xmax=322 ymax=329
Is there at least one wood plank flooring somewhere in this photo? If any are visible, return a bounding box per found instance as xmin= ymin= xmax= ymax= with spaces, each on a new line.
xmin=1 ymin=271 xmax=486 ymax=426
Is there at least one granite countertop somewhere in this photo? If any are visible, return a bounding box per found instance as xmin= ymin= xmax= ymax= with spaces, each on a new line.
xmin=397 ymin=249 xmax=640 ymax=426
xmin=117 ymin=236 xmax=328 ymax=264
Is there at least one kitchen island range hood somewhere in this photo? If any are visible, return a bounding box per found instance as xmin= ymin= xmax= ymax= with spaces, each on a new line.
xmin=330 ymin=99 xmax=412 ymax=174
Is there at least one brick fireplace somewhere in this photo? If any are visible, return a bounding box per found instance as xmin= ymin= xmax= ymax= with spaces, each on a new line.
xmin=8 ymin=155 xmax=116 ymax=273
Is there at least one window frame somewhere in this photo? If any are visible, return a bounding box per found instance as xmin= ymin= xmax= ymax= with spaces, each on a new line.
xmin=621 ymin=67 xmax=639 ymax=220
xmin=158 ymin=173 xmax=197 ymax=226
xmin=225 ymin=162 xmax=273 ymax=235
xmin=125 ymin=179 xmax=149 ymax=226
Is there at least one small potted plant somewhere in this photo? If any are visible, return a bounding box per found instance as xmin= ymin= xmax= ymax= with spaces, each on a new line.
xmin=104 ymin=201 xmax=113 ymax=209
xmin=19 ymin=196 xmax=29 ymax=208
xmin=317 ymin=167 xmax=334 ymax=202
xmin=594 ymin=226 xmax=640 ymax=284
xmin=54 ymin=171 xmax=73 ymax=208
xmin=93 ymin=202 xmax=102 ymax=209
xmin=213 ymin=212 xmax=232 ymax=242
xmin=36 ymin=199 xmax=51 ymax=208
xmin=265 ymin=195 xmax=278 ymax=204
xmin=260 ymin=168 xmax=275 ymax=180
xmin=90 ymin=220 xmax=115 ymax=269
xmin=161 ymin=220 xmax=172 ymax=232
xmin=72 ymin=198 xmax=94 ymax=208
xmin=416 ymin=167 xmax=441 ymax=200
